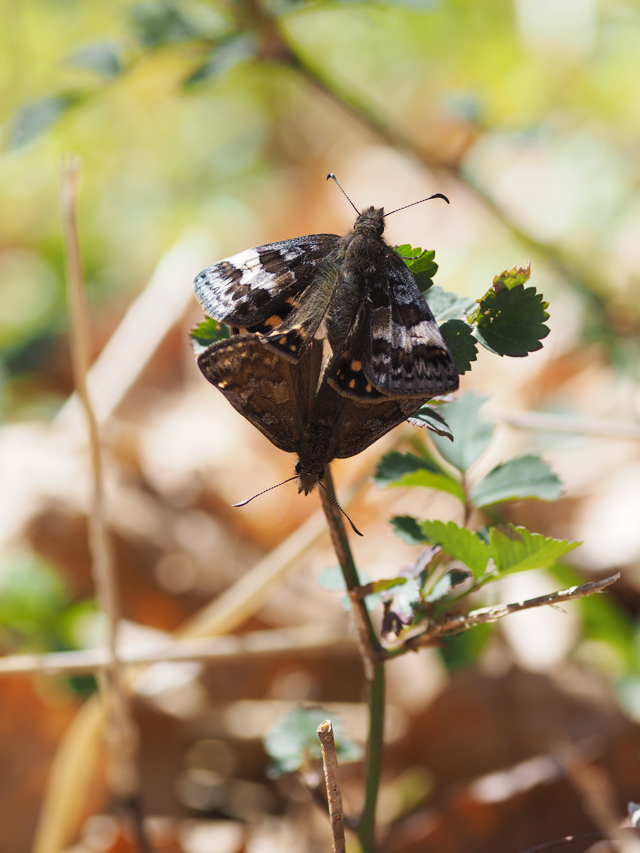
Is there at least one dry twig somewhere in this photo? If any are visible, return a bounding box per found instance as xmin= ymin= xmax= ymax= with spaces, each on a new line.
xmin=405 ymin=574 xmax=620 ymax=651
xmin=317 ymin=721 xmax=346 ymax=853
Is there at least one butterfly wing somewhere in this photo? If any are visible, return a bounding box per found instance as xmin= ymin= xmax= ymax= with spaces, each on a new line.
xmin=196 ymin=335 xmax=323 ymax=454
xmin=327 ymin=250 xmax=459 ymax=400
xmin=309 ymin=380 xmax=429 ymax=459
xmin=194 ymin=235 xmax=340 ymax=330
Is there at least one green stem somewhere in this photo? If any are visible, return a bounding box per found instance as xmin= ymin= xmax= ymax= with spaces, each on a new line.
xmin=359 ymin=662 xmax=385 ymax=853
xmin=318 ymin=466 xmax=385 ymax=853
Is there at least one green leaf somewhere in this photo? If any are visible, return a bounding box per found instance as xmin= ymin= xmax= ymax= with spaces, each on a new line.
xmin=264 ymin=708 xmax=361 ymax=776
xmin=493 ymin=262 xmax=532 ymax=290
xmin=8 ymin=95 xmax=77 ymax=150
xmin=399 ymin=246 xmax=439 ymax=292
xmin=190 ymin=318 xmax=230 ymax=353
xmin=131 ymin=1 xmax=201 ymax=47
xmin=185 ymin=33 xmax=258 ymax=85
xmin=390 ymin=515 xmax=428 ymax=544
xmin=440 ymin=319 xmax=478 ymax=375
xmin=425 ymin=569 xmax=472 ymax=602
xmin=439 ymin=622 xmax=492 ymax=671
xmin=374 ymin=450 xmax=443 ymax=484
xmin=424 ymin=286 xmax=475 ymax=323
xmin=406 ymin=404 xmax=453 ymax=440
xmin=470 ymin=454 xmax=562 ymax=507
xmin=470 ymin=266 xmax=550 ymax=357
xmin=489 ymin=525 xmax=580 ymax=575
xmin=420 ymin=520 xmax=490 ymax=578
xmin=375 ymin=452 xmax=465 ymax=502
xmin=66 ymin=42 xmax=124 ymax=77
xmin=431 ymin=392 xmax=493 ymax=472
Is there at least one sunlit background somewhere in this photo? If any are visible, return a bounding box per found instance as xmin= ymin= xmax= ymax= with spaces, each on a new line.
xmin=2 ymin=0 xmax=640 ymax=851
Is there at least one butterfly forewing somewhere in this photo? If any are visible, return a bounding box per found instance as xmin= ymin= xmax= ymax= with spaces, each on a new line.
xmin=194 ymin=235 xmax=340 ymax=330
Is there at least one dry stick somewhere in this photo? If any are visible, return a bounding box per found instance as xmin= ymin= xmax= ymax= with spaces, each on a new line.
xmin=404 ymin=574 xmax=620 ymax=651
xmin=58 ymin=158 xmax=151 ymax=853
xmin=317 ymin=721 xmax=347 ymax=853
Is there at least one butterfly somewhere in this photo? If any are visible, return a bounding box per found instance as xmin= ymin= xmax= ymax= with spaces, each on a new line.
xmin=194 ymin=179 xmax=459 ymax=403
xmin=197 ymin=334 xmax=436 ymax=499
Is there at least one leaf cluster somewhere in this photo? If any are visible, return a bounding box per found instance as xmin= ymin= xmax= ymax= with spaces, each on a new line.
xmin=373 ymin=392 xmax=578 ymax=643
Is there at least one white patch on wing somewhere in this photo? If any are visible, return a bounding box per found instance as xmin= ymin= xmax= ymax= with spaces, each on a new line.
xmin=373 ymin=318 xmax=445 ymax=351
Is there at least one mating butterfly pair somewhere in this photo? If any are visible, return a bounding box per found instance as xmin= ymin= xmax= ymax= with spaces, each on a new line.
xmin=194 ymin=182 xmax=459 ymax=518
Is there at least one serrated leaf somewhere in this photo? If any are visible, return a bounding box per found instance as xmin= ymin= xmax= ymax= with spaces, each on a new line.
xmin=431 ymin=392 xmax=493 ymax=472
xmin=470 ymin=454 xmax=562 ymax=507
xmin=425 ymin=569 xmax=472 ymax=602
xmin=420 ymin=520 xmax=490 ymax=578
xmin=424 ymin=286 xmax=475 ymax=323
xmin=190 ymin=317 xmax=230 ymax=353
xmin=66 ymin=42 xmax=124 ymax=77
xmin=375 ymin=453 xmax=465 ymax=502
xmin=489 ymin=525 xmax=579 ymax=575
xmin=471 ymin=279 xmax=550 ymax=358
xmin=493 ymin=262 xmax=531 ymax=290
xmin=8 ymin=95 xmax=76 ymax=150
xmin=396 ymin=245 xmax=439 ymax=292
xmin=440 ymin=319 xmax=478 ymax=375
xmin=406 ymin=404 xmax=453 ymax=440
xmin=185 ymin=33 xmax=257 ymax=85
xmin=264 ymin=708 xmax=361 ymax=776
xmin=374 ymin=451 xmax=444 ymax=485
xmin=390 ymin=515 xmax=428 ymax=544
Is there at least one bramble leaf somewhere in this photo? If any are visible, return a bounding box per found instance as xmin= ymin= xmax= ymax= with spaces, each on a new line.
xmin=425 ymin=286 xmax=475 ymax=323
xmin=470 ymin=265 xmax=550 ymax=357
xmin=470 ymin=454 xmax=562 ymax=507
xmin=420 ymin=520 xmax=490 ymax=578
xmin=397 ymin=245 xmax=439 ymax=292
xmin=390 ymin=515 xmax=427 ymax=544
xmin=375 ymin=451 xmax=465 ymax=502
xmin=440 ymin=319 xmax=478 ymax=374
xmin=489 ymin=525 xmax=579 ymax=575
xmin=431 ymin=393 xmax=493 ymax=472
xmin=407 ymin=404 xmax=453 ymax=440
xmin=190 ymin=318 xmax=230 ymax=353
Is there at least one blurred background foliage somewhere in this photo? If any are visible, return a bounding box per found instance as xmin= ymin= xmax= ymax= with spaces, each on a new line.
xmin=3 ymin=0 xmax=640 ymax=851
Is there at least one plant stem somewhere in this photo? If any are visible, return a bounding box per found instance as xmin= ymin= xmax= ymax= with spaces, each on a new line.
xmin=318 ymin=467 xmax=386 ymax=853
xmin=359 ymin=661 xmax=385 ymax=853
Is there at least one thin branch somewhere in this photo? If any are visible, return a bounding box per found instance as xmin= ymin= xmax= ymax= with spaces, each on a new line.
xmin=488 ymin=410 xmax=640 ymax=441
xmin=317 ymin=721 xmax=346 ymax=853
xmin=54 ymin=158 xmax=150 ymax=853
xmin=404 ymin=574 xmax=620 ymax=651
xmin=0 ymin=624 xmax=352 ymax=677
xmin=516 ymin=832 xmax=610 ymax=853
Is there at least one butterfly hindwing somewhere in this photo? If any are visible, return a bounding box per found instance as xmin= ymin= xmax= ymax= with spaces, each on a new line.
xmin=197 ymin=335 xmax=323 ymax=455
xmin=366 ymin=257 xmax=459 ymax=397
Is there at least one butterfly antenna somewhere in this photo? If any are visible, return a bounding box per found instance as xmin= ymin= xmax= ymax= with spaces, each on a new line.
xmin=326 ymin=173 xmax=360 ymax=216
xmin=232 ymin=476 xmax=298 ymax=507
xmin=386 ymin=193 xmax=450 ymax=217
xmin=317 ymin=480 xmax=364 ymax=537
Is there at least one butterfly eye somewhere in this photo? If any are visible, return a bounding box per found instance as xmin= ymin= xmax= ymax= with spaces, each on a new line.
xmin=295 ymin=461 xmax=302 ymax=474
xmin=375 ymin=221 xmax=384 ymax=235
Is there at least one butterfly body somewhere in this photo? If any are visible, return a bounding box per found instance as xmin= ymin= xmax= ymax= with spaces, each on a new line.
xmin=194 ymin=205 xmax=459 ymax=402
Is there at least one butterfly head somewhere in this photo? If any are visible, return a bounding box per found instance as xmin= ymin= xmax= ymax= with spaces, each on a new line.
xmin=295 ymin=458 xmax=324 ymax=495
xmin=354 ymin=206 xmax=386 ymax=237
